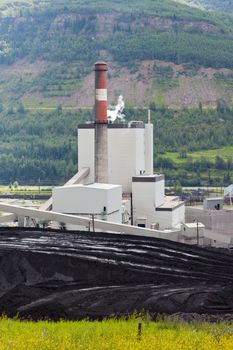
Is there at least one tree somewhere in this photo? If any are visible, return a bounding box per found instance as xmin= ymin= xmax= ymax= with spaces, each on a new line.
xmin=7 ymin=106 xmax=14 ymax=114
xmin=215 ymin=156 xmax=226 ymax=170
xmin=17 ymin=102 xmax=25 ymax=114
xmin=223 ymin=172 xmax=231 ymax=185
xmin=178 ymin=148 xmax=187 ymax=159
xmin=56 ymin=104 xmax=63 ymax=114
xmin=13 ymin=181 xmax=19 ymax=189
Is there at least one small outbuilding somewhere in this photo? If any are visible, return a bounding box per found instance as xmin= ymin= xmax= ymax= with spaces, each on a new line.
xmin=203 ymin=197 xmax=224 ymax=210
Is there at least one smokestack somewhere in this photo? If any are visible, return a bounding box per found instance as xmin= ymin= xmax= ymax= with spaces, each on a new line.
xmin=94 ymin=62 xmax=108 ymax=183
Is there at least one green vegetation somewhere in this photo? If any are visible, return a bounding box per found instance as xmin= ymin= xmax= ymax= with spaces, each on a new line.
xmin=106 ymin=30 xmax=233 ymax=69
xmin=0 ymin=184 xmax=52 ymax=195
xmin=0 ymin=1 xmax=232 ymax=185
xmin=0 ymin=0 xmax=231 ymax=108
xmin=0 ymin=0 xmax=232 ymax=70
xmin=152 ymin=66 xmax=179 ymax=106
xmin=166 ymin=147 xmax=233 ymax=163
xmin=180 ymin=0 xmax=233 ymax=13
xmin=159 ymin=147 xmax=233 ymax=186
xmin=0 ymin=104 xmax=233 ymax=186
xmin=125 ymin=105 xmax=233 ymax=186
xmin=0 ymin=317 xmax=233 ymax=349
xmin=0 ymin=0 xmax=227 ymax=20
xmin=0 ymin=107 xmax=92 ymax=185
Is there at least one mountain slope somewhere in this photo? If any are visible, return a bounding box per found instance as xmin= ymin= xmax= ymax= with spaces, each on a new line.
xmin=0 ymin=1 xmax=232 ymax=184
xmin=179 ymin=1 xmax=233 ymax=13
xmin=0 ymin=0 xmax=232 ymax=109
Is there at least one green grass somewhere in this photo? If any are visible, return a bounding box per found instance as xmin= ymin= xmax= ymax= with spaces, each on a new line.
xmin=157 ymin=147 xmax=233 ymax=186
xmin=22 ymin=98 xmax=58 ymax=109
xmin=0 ymin=185 xmax=52 ymax=195
xmin=0 ymin=317 xmax=233 ymax=349
xmin=164 ymin=146 xmax=233 ymax=164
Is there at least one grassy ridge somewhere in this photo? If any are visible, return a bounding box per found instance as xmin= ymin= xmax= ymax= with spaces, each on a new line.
xmin=0 ymin=0 xmax=222 ymax=20
xmin=165 ymin=147 xmax=233 ymax=163
xmin=155 ymin=147 xmax=233 ymax=186
xmin=180 ymin=0 xmax=233 ymax=13
xmin=0 ymin=317 xmax=233 ymax=349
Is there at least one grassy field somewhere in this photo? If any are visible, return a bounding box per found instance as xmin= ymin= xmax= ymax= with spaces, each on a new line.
xmin=0 ymin=185 xmax=52 ymax=195
xmin=164 ymin=146 xmax=233 ymax=164
xmin=156 ymin=146 xmax=233 ymax=186
xmin=0 ymin=317 xmax=233 ymax=349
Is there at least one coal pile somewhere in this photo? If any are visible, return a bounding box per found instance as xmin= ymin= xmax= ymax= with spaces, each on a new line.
xmin=0 ymin=228 xmax=233 ymax=321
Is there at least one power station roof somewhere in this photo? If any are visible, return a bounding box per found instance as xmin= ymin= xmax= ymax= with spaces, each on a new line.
xmin=156 ymin=199 xmax=185 ymax=211
xmin=55 ymin=183 xmax=121 ymax=190
xmin=78 ymin=122 xmax=145 ymax=129
xmin=132 ymin=175 xmax=164 ymax=182
xmin=86 ymin=183 xmax=121 ymax=190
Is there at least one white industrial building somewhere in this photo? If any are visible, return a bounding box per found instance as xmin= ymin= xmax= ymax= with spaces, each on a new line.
xmin=132 ymin=175 xmax=185 ymax=230
xmin=51 ymin=62 xmax=186 ymax=232
xmin=186 ymin=205 xmax=233 ymax=248
xmin=53 ymin=183 xmax=122 ymax=223
xmin=52 ymin=118 xmax=185 ymax=231
xmin=0 ymin=62 xmax=190 ymax=242
xmin=78 ymin=121 xmax=153 ymax=193
xmin=2 ymin=61 xmax=233 ymax=247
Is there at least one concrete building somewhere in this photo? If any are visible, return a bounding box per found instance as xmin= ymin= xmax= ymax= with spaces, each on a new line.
xmin=78 ymin=121 xmax=150 ymax=193
xmin=132 ymin=175 xmax=184 ymax=230
xmin=53 ymin=62 xmax=185 ymax=231
xmin=0 ymin=61 xmax=187 ymax=241
xmin=186 ymin=206 xmax=233 ymax=248
xmin=181 ymin=222 xmax=205 ymax=246
xmin=77 ymin=121 xmax=185 ymax=230
xmin=203 ymin=197 xmax=223 ymax=210
xmin=53 ymin=183 xmax=122 ymax=223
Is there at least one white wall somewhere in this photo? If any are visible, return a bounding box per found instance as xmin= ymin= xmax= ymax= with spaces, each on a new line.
xmin=145 ymin=123 xmax=153 ymax=175
xmin=132 ymin=181 xmax=155 ymax=228
xmin=154 ymin=204 xmax=185 ymax=230
xmin=108 ymin=127 xmax=145 ymax=193
xmin=186 ymin=206 xmax=233 ymax=236
xmin=132 ymin=176 xmax=165 ymax=228
xmin=155 ymin=179 xmax=165 ymax=207
xmin=154 ymin=210 xmax=171 ymax=230
xmin=172 ymin=204 xmax=185 ymax=228
xmin=53 ymin=184 xmax=122 ymax=217
xmin=78 ymin=128 xmax=95 ymax=184
xmin=78 ymin=124 xmax=147 ymax=193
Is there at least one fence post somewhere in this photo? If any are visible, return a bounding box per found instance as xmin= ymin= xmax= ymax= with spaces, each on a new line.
xmin=137 ymin=323 xmax=142 ymax=340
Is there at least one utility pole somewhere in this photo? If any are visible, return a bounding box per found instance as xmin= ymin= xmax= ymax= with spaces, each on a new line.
xmin=194 ymin=218 xmax=199 ymax=245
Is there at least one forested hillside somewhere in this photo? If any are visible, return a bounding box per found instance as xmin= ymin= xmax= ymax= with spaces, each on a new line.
xmin=0 ymin=0 xmax=232 ymax=109
xmin=181 ymin=1 xmax=233 ymax=13
xmin=1 ymin=105 xmax=233 ymax=186
xmin=0 ymin=0 xmax=232 ymax=185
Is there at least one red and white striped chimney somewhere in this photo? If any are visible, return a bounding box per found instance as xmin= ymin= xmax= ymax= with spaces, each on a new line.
xmin=94 ymin=62 xmax=108 ymax=183
xmin=95 ymin=62 xmax=108 ymax=123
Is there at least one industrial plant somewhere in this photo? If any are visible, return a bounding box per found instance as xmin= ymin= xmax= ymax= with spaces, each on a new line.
xmin=1 ymin=62 xmax=233 ymax=248
xmin=1 ymin=62 xmax=233 ymax=322
xmin=57 ymin=62 xmax=185 ymax=231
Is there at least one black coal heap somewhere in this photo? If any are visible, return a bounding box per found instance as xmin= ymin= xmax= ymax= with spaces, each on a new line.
xmin=0 ymin=228 xmax=233 ymax=321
